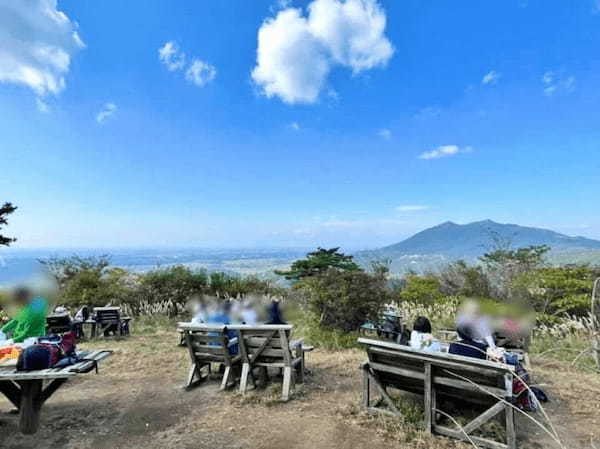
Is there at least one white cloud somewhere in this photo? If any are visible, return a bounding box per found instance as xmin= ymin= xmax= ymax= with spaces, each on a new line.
xmin=395 ymin=205 xmax=429 ymax=212
xmin=482 ymin=70 xmax=500 ymax=85
xmin=36 ymin=98 xmax=49 ymax=113
xmin=0 ymin=0 xmax=85 ymax=97
xmin=159 ymin=41 xmax=216 ymax=87
xmin=542 ymin=71 xmax=574 ymax=96
xmin=252 ymin=0 xmax=394 ymax=104
xmin=185 ymin=59 xmax=217 ymax=87
xmin=378 ymin=128 xmax=391 ymax=139
xmin=96 ymin=102 xmax=117 ymax=124
xmin=419 ymin=145 xmax=471 ymax=160
xmin=288 ymin=121 xmax=301 ymax=130
xmin=158 ymin=41 xmax=186 ymax=71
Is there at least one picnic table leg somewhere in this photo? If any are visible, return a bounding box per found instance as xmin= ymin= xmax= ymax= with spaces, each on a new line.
xmin=18 ymin=380 xmax=43 ymax=435
xmin=0 ymin=380 xmax=21 ymax=409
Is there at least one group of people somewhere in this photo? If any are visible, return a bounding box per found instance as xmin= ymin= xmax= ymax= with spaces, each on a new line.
xmin=188 ymin=296 xmax=288 ymax=354
xmin=408 ymin=300 xmax=519 ymax=363
xmin=405 ymin=300 xmax=546 ymax=411
xmin=190 ymin=296 xmax=287 ymax=327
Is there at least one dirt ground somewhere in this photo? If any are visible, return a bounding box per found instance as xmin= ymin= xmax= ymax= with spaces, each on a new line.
xmin=1 ymin=330 xmax=598 ymax=449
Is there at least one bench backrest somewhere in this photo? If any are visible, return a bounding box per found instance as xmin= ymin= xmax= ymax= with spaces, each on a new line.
xmin=178 ymin=323 xmax=237 ymax=366
xmin=359 ymin=338 xmax=514 ymax=403
xmin=94 ymin=307 xmax=121 ymax=323
xmin=46 ymin=313 xmax=72 ymax=333
xmin=229 ymin=324 xmax=294 ymax=367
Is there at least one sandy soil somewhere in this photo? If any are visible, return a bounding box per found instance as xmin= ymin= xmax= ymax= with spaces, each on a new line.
xmin=1 ymin=331 xmax=598 ymax=449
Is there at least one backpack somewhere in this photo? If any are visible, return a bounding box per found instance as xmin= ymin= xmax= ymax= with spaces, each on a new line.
xmin=16 ymin=344 xmax=59 ymax=371
xmin=17 ymin=332 xmax=78 ymax=371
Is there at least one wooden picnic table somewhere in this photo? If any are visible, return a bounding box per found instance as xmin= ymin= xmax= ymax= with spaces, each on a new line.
xmin=0 ymin=350 xmax=112 ymax=434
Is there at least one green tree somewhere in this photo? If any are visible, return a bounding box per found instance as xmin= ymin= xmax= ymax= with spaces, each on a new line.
xmin=302 ymin=269 xmax=391 ymax=332
xmin=514 ymin=265 xmax=598 ymax=316
xmin=399 ymin=274 xmax=444 ymax=305
xmin=275 ymin=247 xmax=362 ymax=281
xmin=480 ymin=245 xmax=550 ymax=300
xmin=0 ymin=202 xmax=17 ymax=246
xmin=438 ymin=260 xmax=491 ymax=298
xmin=39 ymin=255 xmax=111 ymax=290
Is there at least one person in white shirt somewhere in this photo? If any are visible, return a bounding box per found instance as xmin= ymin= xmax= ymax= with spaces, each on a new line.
xmin=409 ymin=316 xmax=442 ymax=352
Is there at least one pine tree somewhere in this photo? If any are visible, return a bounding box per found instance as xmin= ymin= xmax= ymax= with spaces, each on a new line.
xmin=0 ymin=202 xmax=17 ymax=246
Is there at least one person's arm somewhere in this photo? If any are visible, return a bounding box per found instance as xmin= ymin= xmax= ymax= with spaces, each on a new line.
xmin=1 ymin=319 xmax=17 ymax=334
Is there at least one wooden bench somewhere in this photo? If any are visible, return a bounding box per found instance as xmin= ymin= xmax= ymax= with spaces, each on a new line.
xmin=231 ymin=324 xmax=305 ymax=401
xmin=0 ymin=350 xmax=112 ymax=434
xmin=46 ymin=313 xmax=73 ymax=335
xmin=178 ymin=323 xmax=241 ymax=390
xmin=358 ymin=338 xmax=517 ymax=449
xmin=92 ymin=307 xmax=131 ymax=338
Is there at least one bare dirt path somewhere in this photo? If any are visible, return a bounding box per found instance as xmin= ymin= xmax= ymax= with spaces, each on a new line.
xmin=1 ymin=332 xmax=597 ymax=449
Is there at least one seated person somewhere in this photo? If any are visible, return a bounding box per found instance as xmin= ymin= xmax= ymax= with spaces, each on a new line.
xmin=409 ymin=316 xmax=442 ymax=352
xmin=1 ymin=287 xmax=48 ymax=344
xmin=207 ymin=300 xmax=238 ymax=355
xmin=265 ymin=299 xmax=286 ymax=325
xmin=449 ymin=300 xmax=497 ymax=360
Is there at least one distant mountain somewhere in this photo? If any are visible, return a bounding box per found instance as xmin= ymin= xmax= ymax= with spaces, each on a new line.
xmin=356 ymin=220 xmax=600 ymax=270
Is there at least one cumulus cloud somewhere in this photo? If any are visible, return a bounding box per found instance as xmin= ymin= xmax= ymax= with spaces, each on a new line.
xmin=0 ymin=0 xmax=85 ymax=97
xmin=185 ymin=59 xmax=217 ymax=87
xmin=96 ymin=102 xmax=117 ymax=124
xmin=158 ymin=41 xmax=186 ymax=71
xmin=482 ymin=70 xmax=500 ymax=85
xmin=252 ymin=0 xmax=394 ymax=104
xmin=159 ymin=41 xmax=216 ymax=87
xmin=419 ymin=145 xmax=472 ymax=160
xmin=395 ymin=205 xmax=429 ymax=212
xmin=542 ymin=71 xmax=575 ymax=96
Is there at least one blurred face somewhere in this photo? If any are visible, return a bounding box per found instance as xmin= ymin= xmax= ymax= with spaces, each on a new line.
xmin=13 ymin=288 xmax=31 ymax=306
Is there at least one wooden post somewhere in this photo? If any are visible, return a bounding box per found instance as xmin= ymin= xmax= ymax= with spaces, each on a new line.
xmin=19 ymin=380 xmax=43 ymax=435
xmin=424 ymin=363 xmax=433 ymax=434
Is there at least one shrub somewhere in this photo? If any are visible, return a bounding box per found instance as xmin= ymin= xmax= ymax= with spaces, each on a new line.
xmin=301 ymin=269 xmax=391 ymax=332
xmin=398 ymin=275 xmax=444 ymax=305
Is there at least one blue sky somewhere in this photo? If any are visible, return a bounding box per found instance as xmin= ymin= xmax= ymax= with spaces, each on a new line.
xmin=1 ymin=0 xmax=600 ymax=249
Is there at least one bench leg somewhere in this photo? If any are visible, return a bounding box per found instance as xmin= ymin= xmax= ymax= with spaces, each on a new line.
xmin=18 ymin=380 xmax=43 ymax=435
xmin=282 ymin=366 xmax=292 ymax=401
xmin=220 ymin=366 xmax=232 ymax=391
xmin=239 ymin=363 xmax=250 ymax=393
xmin=505 ymin=403 xmax=516 ymax=449
xmin=362 ymin=364 xmax=370 ymax=408
xmin=424 ymin=363 xmax=433 ymax=434
xmin=186 ymin=363 xmax=198 ymax=388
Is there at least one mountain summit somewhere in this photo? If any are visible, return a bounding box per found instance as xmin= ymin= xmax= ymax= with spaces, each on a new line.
xmin=360 ymin=220 xmax=600 ymax=260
